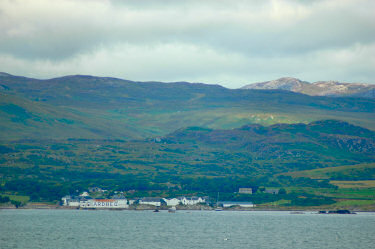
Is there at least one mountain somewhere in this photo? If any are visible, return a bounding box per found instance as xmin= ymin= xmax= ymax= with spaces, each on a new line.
xmin=241 ymin=77 xmax=375 ymax=98
xmin=0 ymin=73 xmax=375 ymax=140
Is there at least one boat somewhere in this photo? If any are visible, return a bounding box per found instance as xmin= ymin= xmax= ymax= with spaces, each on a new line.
xmin=168 ymin=206 xmax=176 ymax=213
xmin=153 ymin=209 xmax=160 ymax=212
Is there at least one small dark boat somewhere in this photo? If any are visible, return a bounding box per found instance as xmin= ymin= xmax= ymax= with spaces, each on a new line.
xmin=153 ymin=209 xmax=160 ymax=212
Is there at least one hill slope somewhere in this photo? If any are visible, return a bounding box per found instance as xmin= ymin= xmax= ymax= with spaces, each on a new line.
xmin=0 ymin=73 xmax=375 ymax=140
xmin=1 ymin=120 xmax=374 ymax=206
xmin=1 ymin=120 xmax=374 ymax=181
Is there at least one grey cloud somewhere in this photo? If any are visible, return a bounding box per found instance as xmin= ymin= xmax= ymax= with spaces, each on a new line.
xmin=0 ymin=0 xmax=374 ymax=87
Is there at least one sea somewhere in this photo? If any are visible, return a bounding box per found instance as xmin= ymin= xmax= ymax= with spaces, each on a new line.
xmin=0 ymin=210 xmax=374 ymax=249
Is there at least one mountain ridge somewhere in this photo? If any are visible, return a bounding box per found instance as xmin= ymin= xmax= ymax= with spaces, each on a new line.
xmin=0 ymin=73 xmax=374 ymax=140
xmin=241 ymin=77 xmax=375 ymax=98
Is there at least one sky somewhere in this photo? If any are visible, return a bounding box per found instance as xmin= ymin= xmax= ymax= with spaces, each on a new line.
xmin=0 ymin=0 xmax=374 ymax=88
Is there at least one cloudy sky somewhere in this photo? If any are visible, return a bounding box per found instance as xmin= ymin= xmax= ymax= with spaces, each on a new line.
xmin=0 ymin=0 xmax=374 ymax=88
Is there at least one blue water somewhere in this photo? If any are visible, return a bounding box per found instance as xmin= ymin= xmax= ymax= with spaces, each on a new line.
xmin=0 ymin=210 xmax=374 ymax=249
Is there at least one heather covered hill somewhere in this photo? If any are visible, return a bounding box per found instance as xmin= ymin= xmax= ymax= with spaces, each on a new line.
xmin=0 ymin=73 xmax=374 ymax=140
xmin=1 ymin=120 xmax=374 ymax=182
xmin=1 ymin=120 xmax=374 ymax=206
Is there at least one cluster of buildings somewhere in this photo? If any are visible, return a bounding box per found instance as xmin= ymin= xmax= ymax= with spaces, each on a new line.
xmin=61 ymin=195 xmax=208 ymax=209
xmin=60 ymin=186 xmax=278 ymax=209
xmin=62 ymin=195 xmax=256 ymax=209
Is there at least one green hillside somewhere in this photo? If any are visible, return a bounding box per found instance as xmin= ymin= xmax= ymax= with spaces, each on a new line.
xmin=0 ymin=73 xmax=374 ymax=140
xmin=1 ymin=120 xmax=374 ymax=204
xmin=0 ymin=73 xmax=374 ymax=209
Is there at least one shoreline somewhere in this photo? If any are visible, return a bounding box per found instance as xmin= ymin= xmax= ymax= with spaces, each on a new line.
xmin=2 ymin=204 xmax=375 ymax=212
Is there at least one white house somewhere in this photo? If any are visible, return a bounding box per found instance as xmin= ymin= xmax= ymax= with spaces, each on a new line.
xmin=65 ymin=197 xmax=82 ymax=207
xmin=79 ymin=191 xmax=90 ymax=197
xmin=163 ymin=198 xmax=181 ymax=206
xmin=61 ymin=195 xmax=71 ymax=206
xmin=68 ymin=200 xmax=81 ymax=207
xmin=139 ymin=197 xmax=161 ymax=207
xmin=178 ymin=196 xmax=206 ymax=205
xmin=239 ymin=188 xmax=253 ymax=194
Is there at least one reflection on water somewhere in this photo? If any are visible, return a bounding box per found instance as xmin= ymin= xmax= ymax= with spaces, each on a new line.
xmin=0 ymin=210 xmax=374 ymax=249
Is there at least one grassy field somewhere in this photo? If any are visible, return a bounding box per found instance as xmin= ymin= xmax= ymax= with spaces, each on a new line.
xmin=332 ymin=199 xmax=375 ymax=207
xmin=1 ymin=193 xmax=30 ymax=203
xmin=282 ymin=163 xmax=375 ymax=180
xmin=330 ymin=180 xmax=375 ymax=189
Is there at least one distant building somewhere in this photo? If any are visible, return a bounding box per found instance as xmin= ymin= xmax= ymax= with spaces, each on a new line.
xmin=219 ymin=201 xmax=255 ymax=208
xmin=239 ymin=188 xmax=253 ymax=194
xmin=139 ymin=197 xmax=161 ymax=207
xmin=79 ymin=191 xmax=90 ymax=197
xmin=163 ymin=198 xmax=181 ymax=206
xmin=265 ymin=188 xmax=279 ymax=195
xmin=62 ymin=196 xmax=91 ymax=207
xmin=128 ymin=199 xmax=136 ymax=205
xmin=178 ymin=196 xmax=206 ymax=205
xmin=80 ymin=199 xmax=128 ymax=209
xmin=68 ymin=199 xmax=81 ymax=207
xmin=61 ymin=195 xmax=71 ymax=206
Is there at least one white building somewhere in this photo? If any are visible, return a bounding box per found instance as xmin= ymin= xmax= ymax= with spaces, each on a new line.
xmin=139 ymin=197 xmax=161 ymax=207
xmin=163 ymin=198 xmax=181 ymax=206
xmin=79 ymin=191 xmax=89 ymax=197
xmin=61 ymin=195 xmax=71 ymax=206
xmin=62 ymin=196 xmax=88 ymax=207
xmin=239 ymin=188 xmax=253 ymax=194
xmin=178 ymin=196 xmax=206 ymax=205
xmin=68 ymin=200 xmax=81 ymax=207
xmin=62 ymin=196 xmax=128 ymax=209
xmin=80 ymin=199 xmax=128 ymax=209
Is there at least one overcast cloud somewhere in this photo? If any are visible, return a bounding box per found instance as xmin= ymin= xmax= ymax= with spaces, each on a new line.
xmin=0 ymin=0 xmax=374 ymax=87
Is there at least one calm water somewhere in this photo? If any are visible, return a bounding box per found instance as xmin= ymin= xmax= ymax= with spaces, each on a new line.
xmin=0 ymin=210 xmax=374 ymax=249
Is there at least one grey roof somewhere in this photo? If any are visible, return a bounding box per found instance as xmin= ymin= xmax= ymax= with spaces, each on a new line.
xmin=178 ymin=196 xmax=203 ymax=200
